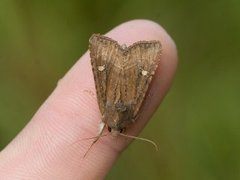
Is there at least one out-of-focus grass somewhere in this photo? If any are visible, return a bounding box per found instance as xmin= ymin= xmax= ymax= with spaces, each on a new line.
xmin=0 ymin=0 xmax=240 ymax=179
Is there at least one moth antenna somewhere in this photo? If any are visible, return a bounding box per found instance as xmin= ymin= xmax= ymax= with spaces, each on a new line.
xmin=80 ymin=134 xmax=108 ymax=141
xmin=69 ymin=133 xmax=108 ymax=148
xmin=119 ymin=133 xmax=159 ymax=151
xmin=83 ymin=123 xmax=106 ymax=158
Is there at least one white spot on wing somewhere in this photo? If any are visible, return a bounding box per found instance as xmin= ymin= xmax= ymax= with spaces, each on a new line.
xmin=98 ymin=65 xmax=105 ymax=71
xmin=141 ymin=70 xmax=148 ymax=76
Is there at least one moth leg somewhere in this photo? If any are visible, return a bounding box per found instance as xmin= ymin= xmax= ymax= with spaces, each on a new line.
xmin=132 ymin=113 xmax=140 ymax=122
xmin=83 ymin=122 xmax=106 ymax=157
xmin=98 ymin=122 xmax=106 ymax=134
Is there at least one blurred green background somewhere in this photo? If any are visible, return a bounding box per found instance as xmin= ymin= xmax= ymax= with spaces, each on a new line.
xmin=0 ymin=0 xmax=240 ymax=179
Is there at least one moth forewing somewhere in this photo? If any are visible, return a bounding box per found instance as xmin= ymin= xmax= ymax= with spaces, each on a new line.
xmin=127 ymin=41 xmax=161 ymax=116
xmin=89 ymin=34 xmax=120 ymax=115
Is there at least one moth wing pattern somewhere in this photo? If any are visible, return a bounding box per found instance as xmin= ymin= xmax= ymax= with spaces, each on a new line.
xmin=127 ymin=41 xmax=161 ymax=118
xmin=89 ymin=34 xmax=122 ymax=115
xmin=89 ymin=34 xmax=161 ymax=123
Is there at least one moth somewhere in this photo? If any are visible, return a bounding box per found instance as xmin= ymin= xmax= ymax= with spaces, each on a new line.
xmin=87 ymin=34 xmax=161 ymax=154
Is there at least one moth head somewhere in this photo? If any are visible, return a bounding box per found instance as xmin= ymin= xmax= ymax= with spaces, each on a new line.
xmin=104 ymin=112 xmax=129 ymax=136
xmin=107 ymin=126 xmax=125 ymax=136
xmin=103 ymin=102 xmax=132 ymax=135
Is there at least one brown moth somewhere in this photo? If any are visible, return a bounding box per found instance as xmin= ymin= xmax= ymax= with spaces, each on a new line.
xmin=87 ymin=34 xmax=161 ymax=154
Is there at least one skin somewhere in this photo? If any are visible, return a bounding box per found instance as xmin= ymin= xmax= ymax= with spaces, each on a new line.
xmin=0 ymin=20 xmax=178 ymax=180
